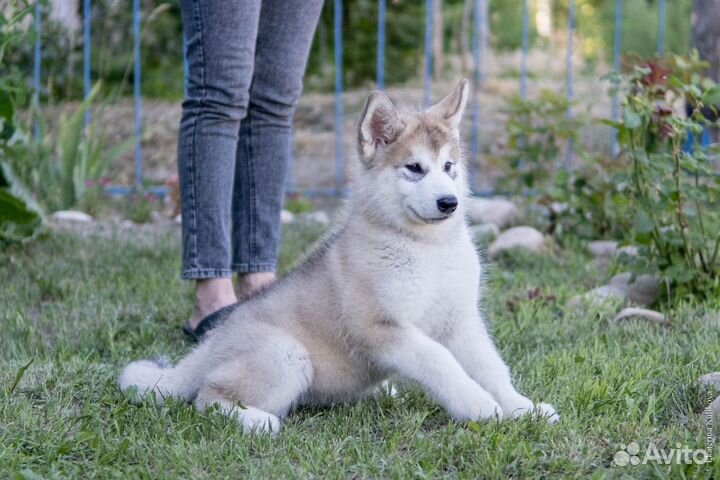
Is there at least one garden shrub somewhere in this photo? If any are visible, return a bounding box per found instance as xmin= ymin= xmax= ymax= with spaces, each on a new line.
xmin=498 ymin=89 xmax=583 ymax=193
xmin=600 ymin=52 xmax=720 ymax=299
xmin=0 ymin=0 xmax=42 ymax=242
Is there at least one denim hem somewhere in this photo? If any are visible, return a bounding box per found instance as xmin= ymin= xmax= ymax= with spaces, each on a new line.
xmin=231 ymin=263 xmax=277 ymax=274
xmin=181 ymin=268 xmax=234 ymax=280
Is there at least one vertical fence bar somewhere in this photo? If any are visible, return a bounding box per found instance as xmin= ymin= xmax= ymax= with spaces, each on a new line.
xmin=657 ymin=0 xmax=666 ymax=56
xmin=423 ymin=0 xmax=433 ymax=107
xmin=470 ymin=0 xmax=481 ymax=193
xmin=610 ymin=0 xmax=621 ymax=157
xmin=133 ymin=0 xmax=143 ymax=189
xmin=83 ymin=0 xmax=91 ymax=127
xmin=480 ymin=0 xmax=488 ymax=84
xmin=564 ymin=0 xmax=575 ymax=170
xmin=334 ymin=0 xmax=344 ymax=193
xmin=377 ymin=0 xmax=386 ymax=90
xmin=182 ymin=34 xmax=188 ymax=97
xmin=520 ymin=0 xmax=529 ymax=99
xmin=32 ymin=2 xmax=42 ymax=139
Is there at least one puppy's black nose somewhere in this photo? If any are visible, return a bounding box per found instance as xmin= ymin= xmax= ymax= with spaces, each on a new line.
xmin=436 ymin=195 xmax=458 ymax=213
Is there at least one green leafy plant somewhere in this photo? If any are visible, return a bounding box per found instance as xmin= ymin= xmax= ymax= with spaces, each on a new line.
xmin=6 ymin=83 xmax=131 ymax=212
xmin=124 ymin=192 xmax=157 ymax=224
xmin=541 ymin=157 xmax=630 ymax=240
xmin=0 ymin=0 xmax=43 ymax=242
xmin=284 ymin=195 xmax=314 ymax=215
xmin=602 ymin=52 xmax=720 ymax=299
xmin=499 ymin=90 xmax=583 ymax=192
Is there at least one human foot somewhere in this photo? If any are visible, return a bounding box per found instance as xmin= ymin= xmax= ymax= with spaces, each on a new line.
xmin=187 ymin=278 xmax=238 ymax=330
xmin=236 ymin=272 xmax=276 ymax=300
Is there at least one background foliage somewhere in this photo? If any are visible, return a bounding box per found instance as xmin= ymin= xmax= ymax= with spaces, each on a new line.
xmin=9 ymin=0 xmax=694 ymax=101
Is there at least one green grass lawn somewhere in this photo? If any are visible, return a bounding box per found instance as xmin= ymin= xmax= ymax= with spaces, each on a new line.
xmin=1 ymin=223 xmax=718 ymax=479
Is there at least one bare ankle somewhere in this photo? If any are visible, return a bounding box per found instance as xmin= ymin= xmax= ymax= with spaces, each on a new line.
xmin=189 ymin=278 xmax=237 ymax=328
xmin=236 ymin=272 xmax=276 ymax=300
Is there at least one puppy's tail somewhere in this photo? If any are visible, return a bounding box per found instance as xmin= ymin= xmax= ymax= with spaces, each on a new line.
xmin=118 ymin=357 xmax=197 ymax=405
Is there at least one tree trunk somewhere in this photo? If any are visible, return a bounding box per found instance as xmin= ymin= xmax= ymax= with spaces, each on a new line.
xmin=691 ymin=0 xmax=720 ymax=140
xmin=49 ymin=0 xmax=81 ymax=33
xmin=692 ymin=0 xmax=720 ymax=82
xmin=432 ymin=0 xmax=443 ymax=80
xmin=459 ymin=0 xmax=472 ymax=74
xmin=536 ymin=0 xmax=552 ymax=38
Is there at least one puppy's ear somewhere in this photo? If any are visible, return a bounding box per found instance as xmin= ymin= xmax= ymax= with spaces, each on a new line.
xmin=357 ymin=91 xmax=404 ymax=166
xmin=426 ymin=79 xmax=469 ymax=130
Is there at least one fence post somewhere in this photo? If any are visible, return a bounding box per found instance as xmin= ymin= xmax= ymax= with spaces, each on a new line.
xmin=565 ymin=0 xmax=575 ymax=170
xmin=334 ymin=0 xmax=344 ymax=194
xmin=133 ymin=0 xmax=143 ymax=189
xmin=520 ymin=0 xmax=529 ymax=100
xmin=610 ymin=0 xmax=622 ymax=157
xmin=470 ymin=0 xmax=482 ymax=194
xmin=657 ymin=0 xmax=666 ymax=56
xmin=377 ymin=0 xmax=386 ymax=90
xmin=83 ymin=0 xmax=91 ymax=127
xmin=182 ymin=34 xmax=188 ymax=97
xmin=424 ymin=0 xmax=433 ymax=107
xmin=33 ymin=2 xmax=42 ymax=140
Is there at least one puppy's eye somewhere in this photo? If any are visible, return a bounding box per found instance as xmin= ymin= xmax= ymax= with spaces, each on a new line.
xmin=405 ymin=163 xmax=423 ymax=174
xmin=444 ymin=162 xmax=453 ymax=173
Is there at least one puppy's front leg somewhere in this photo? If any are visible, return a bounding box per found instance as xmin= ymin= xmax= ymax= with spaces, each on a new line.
xmin=446 ymin=317 xmax=559 ymax=423
xmin=371 ymin=325 xmax=502 ymax=421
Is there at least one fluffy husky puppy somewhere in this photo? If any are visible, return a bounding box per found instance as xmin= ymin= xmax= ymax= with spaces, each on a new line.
xmin=119 ymin=80 xmax=559 ymax=434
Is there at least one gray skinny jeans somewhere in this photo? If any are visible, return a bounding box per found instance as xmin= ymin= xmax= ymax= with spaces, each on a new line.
xmin=177 ymin=0 xmax=323 ymax=279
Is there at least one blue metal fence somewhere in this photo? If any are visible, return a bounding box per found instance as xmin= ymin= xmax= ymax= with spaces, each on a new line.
xmin=30 ymin=0 xmax=686 ymax=198
xmin=610 ymin=0 xmax=622 ymax=157
xmin=334 ymin=0 xmax=344 ymax=195
xmin=423 ymin=0 xmax=434 ymax=107
xmin=376 ymin=0 xmax=386 ymax=90
xmin=32 ymin=1 xmax=42 ymax=140
xmin=83 ymin=0 xmax=91 ymax=127
xmin=565 ymin=0 xmax=575 ymax=170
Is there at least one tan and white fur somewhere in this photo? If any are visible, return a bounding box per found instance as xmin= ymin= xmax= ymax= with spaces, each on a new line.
xmin=119 ymin=80 xmax=559 ymax=434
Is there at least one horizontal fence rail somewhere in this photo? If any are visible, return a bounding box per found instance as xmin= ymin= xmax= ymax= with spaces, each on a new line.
xmin=30 ymin=0 xmax=701 ymax=199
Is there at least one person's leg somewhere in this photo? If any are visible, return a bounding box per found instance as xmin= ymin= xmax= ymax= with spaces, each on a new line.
xmin=231 ymin=0 xmax=324 ymax=297
xmin=177 ymin=0 xmax=261 ymax=327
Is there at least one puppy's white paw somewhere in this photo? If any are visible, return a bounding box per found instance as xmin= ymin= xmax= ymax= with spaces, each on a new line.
xmin=536 ymin=402 xmax=560 ymax=424
xmin=477 ymin=400 xmax=504 ymax=421
xmin=449 ymin=387 xmax=503 ymax=421
xmin=508 ymin=401 xmax=560 ymax=424
xmin=235 ymin=406 xmax=281 ymax=436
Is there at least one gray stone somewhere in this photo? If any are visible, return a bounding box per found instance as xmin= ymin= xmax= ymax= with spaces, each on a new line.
xmin=588 ymin=240 xmax=618 ymax=258
xmin=617 ymin=245 xmax=639 ymax=257
xmin=699 ymin=373 xmax=720 ymax=390
xmin=300 ymin=210 xmax=330 ymax=225
xmin=609 ymin=273 xmax=661 ymax=306
xmin=488 ymin=226 xmax=544 ymax=259
xmin=613 ymin=307 xmax=667 ymax=325
xmin=566 ymin=284 xmax=627 ymax=310
xmin=280 ymin=209 xmax=295 ymax=224
xmin=466 ymin=197 xmax=519 ymax=229
xmin=50 ymin=210 xmax=93 ymax=223
xmin=150 ymin=211 xmax=166 ymax=223
xmin=706 ymin=395 xmax=720 ymax=430
xmin=702 ymin=311 xmax=720 ymax=328
xmin=470 ymin=223 xmax=500 ymax=243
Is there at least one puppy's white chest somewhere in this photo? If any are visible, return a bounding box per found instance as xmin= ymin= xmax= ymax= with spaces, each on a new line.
xmin=374 ymin=236 xmax=479 ymax=331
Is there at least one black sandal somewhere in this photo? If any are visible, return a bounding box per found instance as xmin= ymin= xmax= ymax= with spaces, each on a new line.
xmin=182 ymin=303 xmax=240 ymax=342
